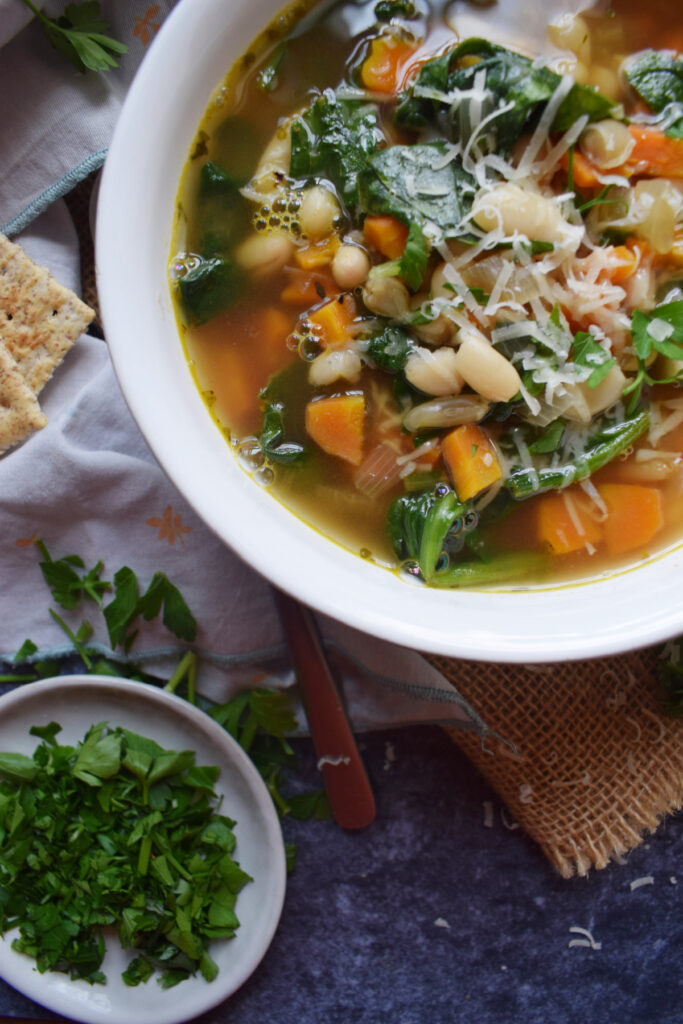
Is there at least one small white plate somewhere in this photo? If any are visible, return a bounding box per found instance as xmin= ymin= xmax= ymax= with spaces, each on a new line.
xmin=0 ymin=676 xmax=287 ymax=1024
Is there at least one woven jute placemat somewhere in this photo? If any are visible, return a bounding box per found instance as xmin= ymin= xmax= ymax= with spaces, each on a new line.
xmin=427 ymin=647 xmax=683 ymax=877
xmin=64 ymin=174 xmax=682 ymax=878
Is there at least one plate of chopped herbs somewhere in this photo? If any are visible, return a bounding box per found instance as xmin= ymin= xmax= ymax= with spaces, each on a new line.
xmin=0 ymin=675 xmax=286 ymax=1024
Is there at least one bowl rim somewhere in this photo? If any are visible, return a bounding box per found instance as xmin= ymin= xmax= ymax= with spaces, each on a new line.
xmin=96 ymin=0 xmax=683 ymax=664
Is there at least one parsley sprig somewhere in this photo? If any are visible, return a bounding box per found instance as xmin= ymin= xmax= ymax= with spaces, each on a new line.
xmin=21 ymin=0 xmax=128 ymax=73
xmin=1 ymin=540 xmax=331 ymax=836
xmin=622 ymin=301 xmax=683 ymax=412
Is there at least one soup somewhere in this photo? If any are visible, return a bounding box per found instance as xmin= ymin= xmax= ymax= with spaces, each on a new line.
xmin=170 ymin=0 xmax=683 ymax=589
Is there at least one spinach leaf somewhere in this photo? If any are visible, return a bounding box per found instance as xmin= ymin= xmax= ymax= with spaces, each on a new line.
xmin=624 ymin=50 xmax=683 ymax=138
xmin=374 ymin=0 xmax=417 ymax=20
xmin=396 ymin=38 xmax=613 ymax=152
xmin=358 ymin=142 xmax=476 ymax=239
xmin=194 ymin=160 xmax=252 ymax=256
xmin=261 ymin=403 xmax=307 ymax=464
xmin=174 ymin=255 xmax=243 ymax=326
xmin=289 ymin=94 xmax=384 ymax=206
xmin=366 ymin=324 xmax=416 ymax=371
xmin=387 ymin=488 xmax=472 ymax=580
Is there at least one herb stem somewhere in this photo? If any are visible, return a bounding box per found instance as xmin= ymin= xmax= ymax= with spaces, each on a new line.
xmin=165 ymin=651 xmax=196 ymax=696
xmin=48 ymin=608 xmax=93 ymax=669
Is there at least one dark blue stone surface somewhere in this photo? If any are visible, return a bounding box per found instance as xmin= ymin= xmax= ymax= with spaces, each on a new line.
xmin=1 ymin=723 xmax=681 ymax=1024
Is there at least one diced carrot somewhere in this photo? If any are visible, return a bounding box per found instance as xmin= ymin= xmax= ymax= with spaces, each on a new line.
xmin=561 ymin=149 xmax=603 ymax=189
xmin=670 ymin=226 xmax=683 ymax=267
xmin=253 ymin=307 xmax=293 ymax=362
xmin=280 ymin=268 xmax=337 ymax=307
xmin=598 ymin=483 xmax=664 ymax=556
xmin=305 ymin=393 xmax=365 ymax=465
xmin=363 ymin=214 xmax=409 ymax=260
xmin=442 ymin=424 xmax=502 ymax=501
xmin=599 ymin=244 xmax=639 ymax=284
xmin=360 ymin=36 xmax=419 ymax=95
xmin=307 ymin=295 xmax=356 ymax=348
xmin=294 ymin=236 xmax=340 ymax=270
xmin=624 ymin=125 xmax=683 ymax=180
xmin=537 ymin=490 xmax=603 ymax=556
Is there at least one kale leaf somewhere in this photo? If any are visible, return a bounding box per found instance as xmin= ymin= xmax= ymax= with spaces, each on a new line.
xmin=624 ymin=50 xmax=683 ymax=138
xmin=396 ymin=38 xmax=613 ymax=152
xmin=358 ymin=142 xmax=476 ymax=238
xmin=289 ymin=95 xmax=384 ymax=206
xmin=174 ymin=255 xmax=243 ymax=326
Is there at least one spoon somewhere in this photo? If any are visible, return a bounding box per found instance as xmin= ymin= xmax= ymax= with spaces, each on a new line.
xmin=271 ymin=588 xmax=376 ymax=830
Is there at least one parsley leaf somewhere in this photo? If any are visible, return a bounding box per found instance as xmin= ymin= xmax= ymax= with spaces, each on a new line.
xmin=23 ymin=0 xmax=128 ymax=74
xmin=399 ymin=222 xmax=430 ymax=291
xmin=0 ymin=722 xmax=251 ymax=986
xmin=572 ymin=331 xmax=617 ymax=388
xmin=36 ymin=539 xmax=110 ymax=609
xmin=137 ymin=573 xmax=197 ymax=643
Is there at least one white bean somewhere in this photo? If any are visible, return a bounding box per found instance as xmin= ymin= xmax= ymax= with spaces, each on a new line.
xmin=404 ymin=346 xmax=464 ymax=397
xmin=471 ymin=184 xmax=566 ymax=244
xmin=410 ymin=294 xmax=455 ymax=345
xmin=547 ymin=14 xmax=591 ymax=62
xmin=580 ymin=119 xmax=635 ymax=169
xmin=247 ymin=121 xmax=293 ymax=198
xmin=235 ymin=230 xmax=293 ymax=275
xmin=331 ymin=244 xmax=371 ymax=290
xmin=453 ymin=327 xmax=521 ymax=403
xmin=299 ymin=185 xmax=340 ymax=240
xmin=361 ymin=275 xmax=410 ymax=318
xmin=308 ymin=347 xmax=362 ymax=387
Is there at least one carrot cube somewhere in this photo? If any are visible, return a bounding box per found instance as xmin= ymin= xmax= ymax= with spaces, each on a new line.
xmin=305 ymin=393 xmax=365 ymax=465
xmin=294 ymin=236 xmax=340 ymax=270
xmin=598 ymin=483 xmax=664 ymax=556
xmin=280 ymin=269 xmax=337 ymax=307
xmin=360 ymin=37 xmax=419 ymax=95
xmin=363 ymin=215 xmax=409 ymax=260
xmin=307 ymin=296 xmax=356 ymax=348
xmin=442 ymin=424 xmax=502 ymax=501
xmin=537 ymin=491 xmax=603 ymax=556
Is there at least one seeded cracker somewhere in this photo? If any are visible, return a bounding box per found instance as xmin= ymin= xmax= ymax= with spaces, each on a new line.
xmin=0 ymin=343 xmax=47 ymax=454
xmin=0 ymin=232 xmax=94 ymax=453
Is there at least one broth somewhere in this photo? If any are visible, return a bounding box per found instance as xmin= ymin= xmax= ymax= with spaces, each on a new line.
xmin=171 ymin=0 xmax=683 ymax=587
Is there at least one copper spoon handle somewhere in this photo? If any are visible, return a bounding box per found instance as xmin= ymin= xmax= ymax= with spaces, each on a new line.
xmin=272 ymin=588 xmax=376 ymax=830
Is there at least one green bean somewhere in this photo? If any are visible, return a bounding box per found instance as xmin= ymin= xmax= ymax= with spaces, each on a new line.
xmin=429 ymin=552 xmax=549 ymax=588
xmin=505 ymin=409 xmax=650 ymax=500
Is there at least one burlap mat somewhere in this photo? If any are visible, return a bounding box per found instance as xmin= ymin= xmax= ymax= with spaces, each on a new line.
xmin=428 ymin=647 xmax=683 ymax=877
xmin=64 ymin=173 xmax=682 ymax=879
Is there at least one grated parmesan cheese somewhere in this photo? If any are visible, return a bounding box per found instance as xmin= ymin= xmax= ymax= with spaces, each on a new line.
xmin=629 ymin=876 xmax=654 ymax=891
